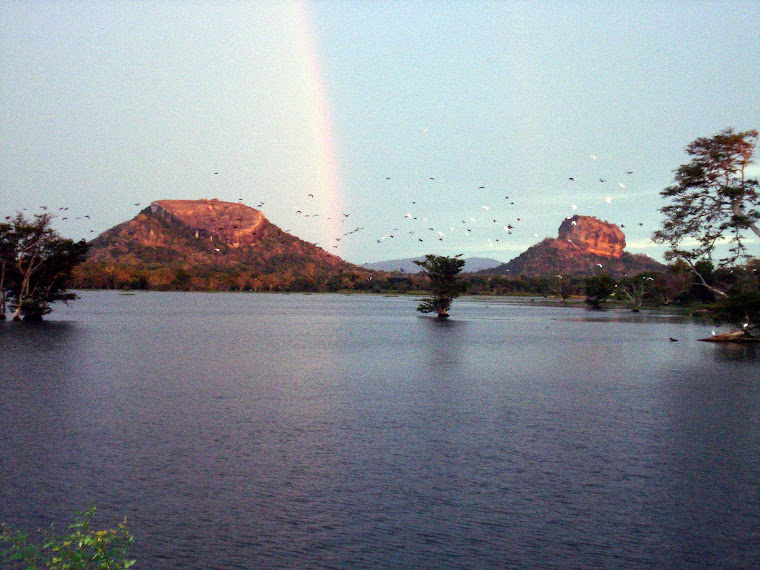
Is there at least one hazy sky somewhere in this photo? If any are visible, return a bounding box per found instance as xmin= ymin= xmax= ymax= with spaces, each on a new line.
xmin=2 ymin=1 xmax=759 ymax=264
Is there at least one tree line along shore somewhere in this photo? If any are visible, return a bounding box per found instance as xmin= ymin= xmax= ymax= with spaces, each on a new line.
xmin=2 ymin=128 xmax=759 ymax=334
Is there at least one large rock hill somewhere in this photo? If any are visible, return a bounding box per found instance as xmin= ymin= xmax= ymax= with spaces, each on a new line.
xmin=74 ymin=199 xmax=369 ymax=290
xmin=483 ymin=215 xmax=664 ymax=277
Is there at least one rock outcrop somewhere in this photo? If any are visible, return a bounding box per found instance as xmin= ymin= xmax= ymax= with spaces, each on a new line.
xmin=149 ymin=199 xmax=266 ymax=248
xmin=557 ymin=215 xmax=626 ymax=258
xmin=482 ymin=215 xmax=664 ymax=277
xmin=75 ymin=199 xmax=370 ymax=290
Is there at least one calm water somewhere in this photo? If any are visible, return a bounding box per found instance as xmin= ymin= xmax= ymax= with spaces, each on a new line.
xmin=1 ymin=292 xmax=759 ymax=568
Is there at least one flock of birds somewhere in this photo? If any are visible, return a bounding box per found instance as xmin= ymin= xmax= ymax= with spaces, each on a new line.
xmin=11 ymin=156 xmax=645 ymax=259
xmin=262 ymin=159 xmax=642 ymax=256
xmin=5 ymin=203 xmax=145 ymax=237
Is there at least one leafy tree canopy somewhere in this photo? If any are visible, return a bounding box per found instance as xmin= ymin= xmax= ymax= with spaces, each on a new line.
xmin=0 ymin=213 xmax=88 ymax=321
xmin=414 ymin=254 xmax=467 ymax=318
xmin=584 ymin=273 xmax=616 ymax=310
xmin=653 ymin=128 xmax=759 ymax=274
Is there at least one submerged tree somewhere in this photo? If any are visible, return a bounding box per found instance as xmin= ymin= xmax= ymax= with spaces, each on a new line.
xmin=414 ymin=254 xmax=467 ymax=318
xmin=0 ymin=213 xmax=88 ymax=321
xmin=653 ymin=127 xmax=759 ymax=297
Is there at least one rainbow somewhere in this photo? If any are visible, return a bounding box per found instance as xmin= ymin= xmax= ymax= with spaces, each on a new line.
xmin=289 ymin=0 xmax=345 ymax=248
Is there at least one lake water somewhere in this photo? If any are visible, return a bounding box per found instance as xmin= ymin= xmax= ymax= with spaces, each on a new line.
xmin=1 ymin=291 xmax=759 ymax=568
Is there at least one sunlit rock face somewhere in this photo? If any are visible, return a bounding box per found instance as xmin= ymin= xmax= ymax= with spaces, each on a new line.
xmin=83 ymin=198 xmax=360 ymax=274
xmin=557 ymin=215 xmax=625 ymax=259
xmin=480 ymin=215 xmax=664 ymax=277
xmin=151 ymin=199 xmax=265 ymax=248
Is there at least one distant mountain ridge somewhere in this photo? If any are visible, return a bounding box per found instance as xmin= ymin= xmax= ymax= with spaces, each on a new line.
xmin=482 ymin=215 xmax=664 ymax=277
xmin=362 ymin=256 xmax=503 ymax=273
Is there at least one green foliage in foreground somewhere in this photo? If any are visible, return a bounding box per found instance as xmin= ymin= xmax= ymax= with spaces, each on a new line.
xmin=0 ymin=505 xmax=135 ymax=569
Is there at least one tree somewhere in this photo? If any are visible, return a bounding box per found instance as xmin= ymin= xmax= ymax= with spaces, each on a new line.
xmin=1 ymin=213 xmax=89 ymax=321
xmin=550 ymin=274 xmax=571 ymax=301
xmin=616 ymin=273 xmax=656 ymax=312
xmin=653 ymin=128 xmax=759 ymax=297
xmin=584 ymin=274 xmax=616 ymax=310
xmin=707 ymin=260 xmax=760 ymax=332
xmin=413 ymin=254 xmax=467 ymax=318
xmin=0 ymin=221 xmax=16 ymax=319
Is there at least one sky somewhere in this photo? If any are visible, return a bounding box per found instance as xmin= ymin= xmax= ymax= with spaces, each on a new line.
xmin=2 ymin=1 xmax=759 ymax=265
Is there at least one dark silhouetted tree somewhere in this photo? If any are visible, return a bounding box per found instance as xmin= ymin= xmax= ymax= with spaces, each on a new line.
xmin=1 ymin=213 xmax=88 ymax=321
xmin=414 ymin=254 xmax=466 ymax=318
xmin=585 ymin=274 xmax=616 ymax=310
xmin=653 ymin=128 xmax=759 ymax=297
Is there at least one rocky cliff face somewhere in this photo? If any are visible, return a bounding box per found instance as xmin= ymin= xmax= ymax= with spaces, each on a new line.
xmin=149 ymin=199 xmax=266 ymax=248
xmin=483 ymin=215 xmax=664 ymax=277
xmin=557 ymin=215 xmax=626 ymax=258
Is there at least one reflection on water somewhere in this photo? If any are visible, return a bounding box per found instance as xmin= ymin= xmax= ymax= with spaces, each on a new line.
xmin=1 ymin=292 xmax=758 ymax=568
xmin=417 ymin=316 xmax=468 ymax=371
xmin=710 ymin=342 xmax=759 ymax=362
